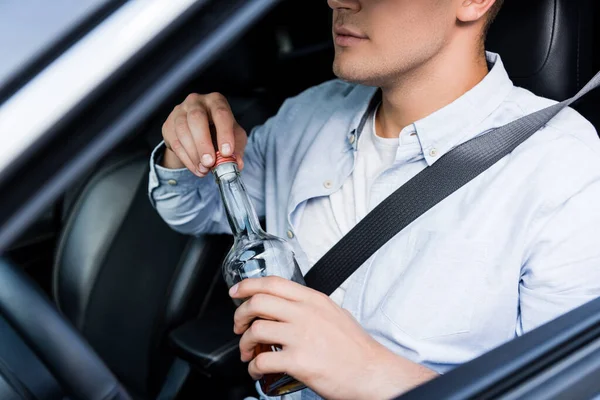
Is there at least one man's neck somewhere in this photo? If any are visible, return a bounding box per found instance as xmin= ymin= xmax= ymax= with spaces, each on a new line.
xmin=376 ymin=45 xmax=489 ymax=139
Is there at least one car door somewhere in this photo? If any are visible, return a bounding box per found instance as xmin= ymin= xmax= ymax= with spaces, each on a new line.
xmin=1 ymin=0 xmax=127 ymax=292
xmin=400 ymin=295 xmax=600 ymax=399
xmin=0 ymin=0 xmax=280 ymax=278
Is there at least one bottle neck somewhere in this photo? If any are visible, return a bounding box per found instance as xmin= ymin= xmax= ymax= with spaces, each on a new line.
xmin=213 ymin=162 xmax=263 ymax=239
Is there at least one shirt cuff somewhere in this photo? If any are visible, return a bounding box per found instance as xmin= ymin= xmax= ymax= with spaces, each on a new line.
xmin=148 ymin=141 xmax=209 ymax=206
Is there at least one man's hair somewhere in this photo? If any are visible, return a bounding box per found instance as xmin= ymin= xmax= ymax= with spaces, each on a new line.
xmin=484 ymin=0 xmax=505 ymax=35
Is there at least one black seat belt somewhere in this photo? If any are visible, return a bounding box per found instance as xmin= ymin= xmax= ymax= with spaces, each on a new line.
xmin=305 ymin=72 xmax=600 ymax=296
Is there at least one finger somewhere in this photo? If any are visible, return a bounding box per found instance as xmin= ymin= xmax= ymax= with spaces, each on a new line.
xmin=162 ymin=107 xmax=181 ymax=151
xmin=185 ymin=105 xmax=214 ymax=171
xmin=248 ymin=350 xmax=289 ymax=380
xmin=234 ymin=293 xmax=298 ymax=335
xmin=230 ymin=276 xmax=316 ymax=303
xmin=169 ymin=137 xmax=202 ymax=176
xmin=164 ymin=110 xmax=202 ymax=176
xmin=239 ymin=320 xmax=291 ymax=362
xmin=205 ymin=93 xmax=236 ymax=156
xmin=233 ymin=123 xmax=247 ymax=170
xmin=174 ymin=113 xmax=201 ymax=168
xmin=169 ymin=138 xmax=201 ymax=176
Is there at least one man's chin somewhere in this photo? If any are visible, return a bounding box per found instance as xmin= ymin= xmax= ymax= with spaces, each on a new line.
xmin=333 ymin=62 xmax=379 ymax=87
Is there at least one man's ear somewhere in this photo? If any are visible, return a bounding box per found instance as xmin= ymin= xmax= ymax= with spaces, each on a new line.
xmin=456 ymin=0 xmax=497 ymax=23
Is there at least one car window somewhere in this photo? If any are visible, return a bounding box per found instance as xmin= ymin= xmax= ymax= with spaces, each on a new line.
xmin=0 ymin=0 xmax=201 ymax=180
xmin=0 ymin=0 xmax=117 ymax=94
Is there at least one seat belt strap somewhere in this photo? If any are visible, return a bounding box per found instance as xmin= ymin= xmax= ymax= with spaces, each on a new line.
xmin=305 ymin=72 xmax=600 ymax=296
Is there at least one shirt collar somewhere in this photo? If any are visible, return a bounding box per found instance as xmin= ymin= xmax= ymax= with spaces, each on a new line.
xmin=415 ymin=52 xmax=514 ymax=165
xmin=349 ymin=52 xmax=514 ymax=166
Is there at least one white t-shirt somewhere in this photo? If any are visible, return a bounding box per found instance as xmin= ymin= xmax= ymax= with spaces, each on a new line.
xmin=295 ymin=105 xmax=402 ymax=305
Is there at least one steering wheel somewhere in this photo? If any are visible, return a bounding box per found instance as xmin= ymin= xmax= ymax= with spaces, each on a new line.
xmin=0 ymin=259 xmax=130 ymax=400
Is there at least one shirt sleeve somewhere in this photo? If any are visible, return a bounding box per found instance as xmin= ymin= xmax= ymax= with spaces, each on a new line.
xmin=518 ymin=178 xmax=600 ymax=335
xmin=147 ymin=119 xmax=271 ymax=236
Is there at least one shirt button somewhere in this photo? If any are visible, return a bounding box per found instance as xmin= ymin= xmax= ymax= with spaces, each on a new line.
xmin=167 ymin=179 xmax=178 ymax=186
xmin=287 ymin=230 xmax=295 ymax=239
xmin=349 ymin=134 xmax=356 ymax=145
xmin=429 ymin=148 xmax=439 ymax=158
xmin=323 ymin=180 xmax=333 ymax=189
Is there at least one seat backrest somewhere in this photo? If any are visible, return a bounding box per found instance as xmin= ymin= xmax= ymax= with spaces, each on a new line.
xmin=486 ymin=0 xmax=596 ymax=101
xmin=486 ymin=0 xmax=599 ymax=133
xmin=53 ymin=151 xmax=229 ymax=398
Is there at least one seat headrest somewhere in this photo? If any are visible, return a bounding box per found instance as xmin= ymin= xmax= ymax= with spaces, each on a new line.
xmin=486 ymin=0 xmax=596 ymax=101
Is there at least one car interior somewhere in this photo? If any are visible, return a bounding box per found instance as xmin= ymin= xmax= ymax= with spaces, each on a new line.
xmin=1 ymin=0 xmax=600 ymax=399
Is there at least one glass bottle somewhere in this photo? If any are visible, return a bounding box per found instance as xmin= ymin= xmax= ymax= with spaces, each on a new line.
xmin=212 ymin=152 xmax=307 ymax=397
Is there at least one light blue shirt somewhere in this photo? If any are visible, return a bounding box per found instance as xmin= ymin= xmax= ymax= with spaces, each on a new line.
xmin=148 ymin=52 xmax=600 ymax=398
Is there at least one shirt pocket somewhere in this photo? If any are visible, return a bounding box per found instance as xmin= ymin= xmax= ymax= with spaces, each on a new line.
xmin=380 ymin=230 xmax=489 ymax=340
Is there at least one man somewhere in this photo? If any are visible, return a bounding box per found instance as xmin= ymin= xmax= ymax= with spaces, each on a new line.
xmin=148 ymin=0 xmax=600 ymax=398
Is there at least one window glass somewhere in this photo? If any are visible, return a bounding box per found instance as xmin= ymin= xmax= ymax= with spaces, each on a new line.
xmin=0 ymin=0 xmax=116 ymax=90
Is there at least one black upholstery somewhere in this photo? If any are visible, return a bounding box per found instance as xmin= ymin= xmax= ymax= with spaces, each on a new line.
xmin=54 ymin=153 xmax=149 ymax=330
xmin=168 ymin=275 xmax=249 ymax=379
xmin=0 ymin=260 xmax=130 ymax=400
xmin=53 ymin=153 xmax=230 ymax=398
xmin=170 ymin=305 xmax=245 ymax=379
xmin=486 ymin=0 xmax=596 ymax=101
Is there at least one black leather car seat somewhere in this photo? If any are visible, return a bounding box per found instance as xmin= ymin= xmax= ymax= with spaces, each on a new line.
xmin=53 ymin=149 xmax=233 ymax=399
xmin=486 ymin=0 xmax=599 ymax=127
xmin=52 ymin=30 xmax=279 ymax=399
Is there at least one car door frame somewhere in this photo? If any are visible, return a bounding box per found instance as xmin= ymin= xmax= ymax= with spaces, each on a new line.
xmin=0 ymin=0 xmax=281 ymax=251
xmin=400 ymin=295 xmax=600 ymax=399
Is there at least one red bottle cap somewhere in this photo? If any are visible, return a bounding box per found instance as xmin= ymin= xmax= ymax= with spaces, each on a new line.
xmin=213 ymin=151 xmax=237 ymax=168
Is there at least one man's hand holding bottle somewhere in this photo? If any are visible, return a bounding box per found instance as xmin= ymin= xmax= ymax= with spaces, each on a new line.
xmin=161 ymin=92 xmax=246 ymax=175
